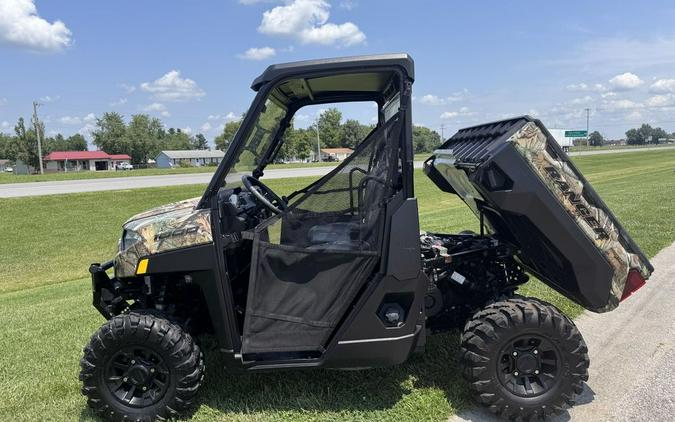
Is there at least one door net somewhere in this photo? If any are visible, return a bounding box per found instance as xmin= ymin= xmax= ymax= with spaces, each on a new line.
xmin=242 ymin=114 xmax=402 ymax=355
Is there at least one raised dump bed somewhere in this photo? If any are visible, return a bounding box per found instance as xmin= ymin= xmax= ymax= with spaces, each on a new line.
xmin=424 ymin=116 xmax=653 ymax=312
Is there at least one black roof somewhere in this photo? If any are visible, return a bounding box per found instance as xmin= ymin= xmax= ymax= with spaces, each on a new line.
xmin=251 ymin=53 xmax=414 ymax=91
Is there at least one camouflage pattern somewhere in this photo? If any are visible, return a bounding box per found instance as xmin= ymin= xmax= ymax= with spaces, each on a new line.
xmin=510 ymin=122 xmax=651 ymax=311
xmin=114 ymin=197 xmax=212 ymax=278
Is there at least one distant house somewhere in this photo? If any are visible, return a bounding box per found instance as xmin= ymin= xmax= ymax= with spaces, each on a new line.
xmin=155 ymin=150 xmax=225 ymax=168
xmin=310 ymin=147 xmax=354 ymax=162
xmin=0 ymin=159 xmax=10 ymax=172
xmin=43 ymin=151 xmax=132 ymax=172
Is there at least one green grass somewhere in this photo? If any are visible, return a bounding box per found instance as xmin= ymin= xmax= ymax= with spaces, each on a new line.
xmin=0 ymin=161 xmax=338 ymax=184
xmin=1 ymin=149 xmax=674 ymax=421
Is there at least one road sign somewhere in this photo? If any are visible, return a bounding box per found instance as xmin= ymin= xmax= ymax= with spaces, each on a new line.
xmin=565 ymin=130 xmax=587 ymax=137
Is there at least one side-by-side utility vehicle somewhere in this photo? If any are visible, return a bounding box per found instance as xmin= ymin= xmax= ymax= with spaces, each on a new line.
xmin=81 ymin=54 xmax=653 ymax=421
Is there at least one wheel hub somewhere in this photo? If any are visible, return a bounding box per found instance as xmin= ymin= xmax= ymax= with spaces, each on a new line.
xmin=104 ymin=346 xmax=170 ymax=407
xmin=497 ymin=334 xmax=561 ymax=398
xmin=515 ymin=353 xmax=538 ymax=374
xmin=127 ymin=365 xmax=151 ymax=386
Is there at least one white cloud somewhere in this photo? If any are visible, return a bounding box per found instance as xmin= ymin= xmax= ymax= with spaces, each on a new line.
xmin=141 ymin=70 xmax=205 ymax=102
xmin=238 ymin=46 xmax=276 ymax=60
xmin=571 ymin=95 xmax=593 ymax=104
xmin=1 ymin=121 xmax=10 ymax=129
xmin=602 ymin=99 xmax=642 ymax=111
xmin=419 ymin=94 xmax=445 ymax=106
xmin=142 ymin=103 xmax=170 ymax=117
xmin=645 ymin=94 xmax=675 ymax=108
xmin=225 ymin=112 xmax=239 ymax=120
xmin=59 ymin=116 xmax=81 ymax=125
xmin=0 ymin=0 xmax=72 ymax=52
xmin=650 ymin=78 xmax=675 ymax=94
xmin=0 ymin=98 xmax=6 ymax=106
xmin=440 ymin=111 xmax=459 ymax=119
xmin=608 ymin=72 xmax=643 ymax=90
xmin=110 ymin=98 xmax=127 ymax=107
xmin=200 ymin=122 xmax=213 ymax=132
xmin=39 ymin=95 xmax=60 ymax=103
xmin=565 ymin=82 xmax=607 ymax=92
xmin=258 ymin=0 xmax=366 ymax=47
xmin=182 ymin=126 xmax=193 ymax=135
xmin=58 ymin=113 xmax=96 ymax=126
xmin=120 ymin=83 xmax=136 ymax=94
xmin=339 ymin=1 xmax=357 ymax=10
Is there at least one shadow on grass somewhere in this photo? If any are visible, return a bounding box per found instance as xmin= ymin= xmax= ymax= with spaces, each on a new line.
xmin=195 ymin=331 xmax=472 ymax=418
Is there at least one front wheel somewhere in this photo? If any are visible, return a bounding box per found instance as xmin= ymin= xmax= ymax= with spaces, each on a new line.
xmin=460 ymin=297 xmax=589 ymax=420
xmin=80 ymin=313 xmax=205 ymax=422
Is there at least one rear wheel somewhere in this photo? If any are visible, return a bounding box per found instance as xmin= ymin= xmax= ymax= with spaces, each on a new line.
xmin=460 ymin=297 xmax=588 ymax=420
xmin=80 ymin=313 xmax=205 ymax=422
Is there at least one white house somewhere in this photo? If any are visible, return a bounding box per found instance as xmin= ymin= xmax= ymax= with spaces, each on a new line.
xmin=155 ymin=150 xmax=225 ymax=168
xmin=309 ymin=148 xmax=354 ymax=162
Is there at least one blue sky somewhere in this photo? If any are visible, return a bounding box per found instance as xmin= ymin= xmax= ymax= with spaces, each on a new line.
xmin=2 ymin=0 xmax=675 ymax=145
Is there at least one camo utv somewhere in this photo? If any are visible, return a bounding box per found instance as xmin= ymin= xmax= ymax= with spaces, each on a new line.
xmin=81 ymin=54 xmax=653 ymax=421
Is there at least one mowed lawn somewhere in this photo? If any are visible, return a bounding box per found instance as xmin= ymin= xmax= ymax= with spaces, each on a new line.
xmin=0 ymin=150 xmax=674 ymax=421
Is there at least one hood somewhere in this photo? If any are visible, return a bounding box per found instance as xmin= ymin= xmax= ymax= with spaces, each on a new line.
xmin=115 ymin=197 xmax=212 ymax=278
xmin=124 ymin=197 xmax=201 ymax=225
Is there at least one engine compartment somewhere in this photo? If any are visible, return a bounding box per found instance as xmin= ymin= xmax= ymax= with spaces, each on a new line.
xmin=420 ymin=232 xmax=529 ymax=330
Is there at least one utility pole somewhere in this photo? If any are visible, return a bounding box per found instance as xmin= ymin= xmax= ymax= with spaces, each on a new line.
xmin=314 ymin=123 xmax=321 ymax=162
xmin=32 ymin=101 xmax=45 ymax=174
xmin=584 ymin=108 xmax=590 ymax=146
xmin=440 ymin=124 xmax=445 ymax=141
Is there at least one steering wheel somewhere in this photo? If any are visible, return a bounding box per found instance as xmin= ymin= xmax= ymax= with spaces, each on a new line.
xmin=241 ymin=175 xmax=287 ymax=215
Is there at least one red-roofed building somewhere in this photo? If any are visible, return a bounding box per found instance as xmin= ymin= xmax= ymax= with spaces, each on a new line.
xmin=43 ymin=151 xmax=132 ymax=172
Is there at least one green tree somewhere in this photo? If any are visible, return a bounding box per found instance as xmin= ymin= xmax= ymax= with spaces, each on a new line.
xmin=92 ymin=112 xmax=128 ymax=154
xmin=412 ymin=125 xmax=442 ymax=153
xmin=66 ymin=133 xmax=88 ymax=151
xmin=14 ymin=117 xmax=41 ymax=169
xmin=0 ymin=132 xmax=18 ymax=161
xmin=315 ymin=108 xmax=343 ymax=148
xmin=214 ymin=120 xmax=242 ymax=151
xmin=341 ymin=119 xmax=371 ymax=148
xmin=588 ymin=131 xmax=604 ymax=147
xmin=191 ymin=133 xmax=208 ymax=150
xmin=126 ymin=114 xmax=164 ymax=164
xmin=164 ymin=128 xmax=192 ymax=150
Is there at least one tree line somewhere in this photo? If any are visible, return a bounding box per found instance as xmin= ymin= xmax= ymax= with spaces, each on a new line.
xmin=0 ymin=108 xmax=443 ymax=168
xmin=213 ymin=108 xmax=442 ymax=161
xmin=584 ymin=124 xmax=674 ymax=147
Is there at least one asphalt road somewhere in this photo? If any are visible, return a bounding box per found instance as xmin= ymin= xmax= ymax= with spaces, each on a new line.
xmin=1 ymin=145 xmax=674 ymax=198
xmin=0 ymin=166 xmax=335 ymax=198
xmin=450 ymin=241 xmax=675 ymax=422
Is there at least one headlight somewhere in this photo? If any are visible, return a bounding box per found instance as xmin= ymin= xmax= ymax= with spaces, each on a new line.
xmin=120 ymin=229 xmax=142 ymax=251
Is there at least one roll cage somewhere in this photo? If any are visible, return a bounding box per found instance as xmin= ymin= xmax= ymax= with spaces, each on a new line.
xmin=197 ymin=54 xmax=416 ymax=209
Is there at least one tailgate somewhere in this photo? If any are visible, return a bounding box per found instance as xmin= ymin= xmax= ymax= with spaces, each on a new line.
xmin=424 ymin=116 xmax=653 ymax=312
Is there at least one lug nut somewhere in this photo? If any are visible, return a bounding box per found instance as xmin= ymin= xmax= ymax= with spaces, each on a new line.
xmin=150 ymin=368 xmax=155 ymax=373
xmin=142 ymin=386 xmax=147 ymax=391
xmin=535 ymin=370 xmax=540 ymax=375
xmin=123 ymin=377 xmax=128 ymax=382
xmin=131 ymin=360 xmax=136 ymax=364
xmin=512 ymin=352 xmax=518 ymax=356
xmin=533 ymin=350 xmax=538 ymax=355
xmin=514 ymin=371 xmax=519 ymax=376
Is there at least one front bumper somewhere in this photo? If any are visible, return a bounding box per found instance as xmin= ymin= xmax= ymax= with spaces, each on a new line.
xmin=89 ymin=261 xmax=128 ymax=319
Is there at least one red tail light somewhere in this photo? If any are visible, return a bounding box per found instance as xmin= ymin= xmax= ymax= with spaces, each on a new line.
xmin=620 ymin=269 xmax=646 ymax=302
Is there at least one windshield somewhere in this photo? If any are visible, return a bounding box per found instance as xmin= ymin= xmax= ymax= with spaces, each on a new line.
xmin=230 ymin=97 xmax=286 ymax=177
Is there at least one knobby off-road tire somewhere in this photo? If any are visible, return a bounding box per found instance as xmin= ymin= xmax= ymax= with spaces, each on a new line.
xmin=460 ymin=297 xmax=589 ymax=420
xmin=80 ymin=312 xmax=205 ymax=422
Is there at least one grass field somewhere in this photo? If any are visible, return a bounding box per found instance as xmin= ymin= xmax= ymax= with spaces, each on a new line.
xmin=0 ymin=150 xmax=674 ymax=421
xmin=0 ymin=161 xmax=338 ymax=184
